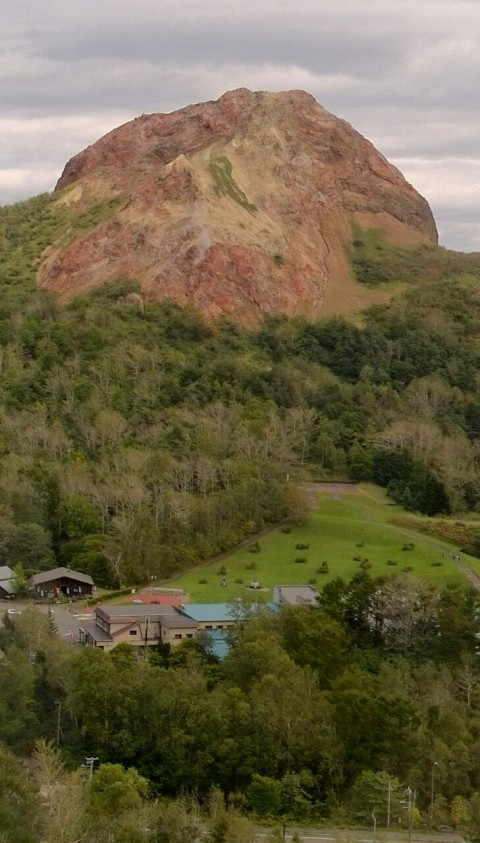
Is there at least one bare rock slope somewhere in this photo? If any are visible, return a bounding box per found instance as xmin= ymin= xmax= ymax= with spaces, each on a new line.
xmin=38 ymin=88 xmax=438 ymax=323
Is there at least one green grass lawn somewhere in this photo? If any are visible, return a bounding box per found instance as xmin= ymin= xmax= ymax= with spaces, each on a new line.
xmin=164 ymin=484 xmax=480 ymax=603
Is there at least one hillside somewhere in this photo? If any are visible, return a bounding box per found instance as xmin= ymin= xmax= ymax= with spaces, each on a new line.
xmin=37 ymin=88 xmax=438 ymax=323
xmin=4 ymin=124 xmax=480 ymax=837
xmin=1 ymin=110 xmax=480 ymax=590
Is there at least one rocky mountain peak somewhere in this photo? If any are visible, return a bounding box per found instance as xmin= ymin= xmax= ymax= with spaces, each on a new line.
xmin=38 ymin=89 xmax=438 ymax=323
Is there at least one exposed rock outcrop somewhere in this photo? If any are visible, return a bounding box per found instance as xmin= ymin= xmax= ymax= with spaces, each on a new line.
xmin=38 ymin=88 xmax=438 ymax=323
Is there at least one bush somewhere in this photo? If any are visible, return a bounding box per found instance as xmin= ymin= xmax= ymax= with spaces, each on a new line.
xmin=234 ymin=577 xmax=244 ymax=584
xmin=308 ymin=577 xmax=317 ymax=584
xmin=280 ymin=525 xmax=292 ymax=534
xmin=295 ymin=542 xmax=310 ymax=550
xmin=198 ymin=578 xmax=208 ymax=584
xmin=218 ymin=565 xmax=227 ymax=576
xmin=248 ymin=541 xmax=261 ymax=553
xmin=431 ymin=561 xmax=443 ymax=567
xmin=317 ymin=561 xmax=329 ymax=574
xmin=294 ymin=557 xmax=307 ymax=564
xmin=387 ymin=559 xmax=398 ymax=566
xmin=246 ymin=561 xmax=257 ymax=570
xmin=402 ymin=542 xmax=415 ymax=551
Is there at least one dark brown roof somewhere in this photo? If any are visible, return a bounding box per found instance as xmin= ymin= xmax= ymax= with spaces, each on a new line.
xmin=158 ymin=614 xmax=198 ymax=629
xmin=31 ymin=567 xmax=94 ymax=586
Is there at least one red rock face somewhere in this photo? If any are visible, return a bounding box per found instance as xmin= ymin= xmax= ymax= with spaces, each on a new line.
xmin=38 ymin=89 xmax=438 ymax=323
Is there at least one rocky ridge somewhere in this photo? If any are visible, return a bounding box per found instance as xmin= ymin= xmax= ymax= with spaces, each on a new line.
xmin=38 ymin=88 xmax=438 ymax=323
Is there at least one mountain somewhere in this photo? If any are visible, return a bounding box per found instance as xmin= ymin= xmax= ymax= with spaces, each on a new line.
xmin=38 ymin=88 xmax=437 ymax=323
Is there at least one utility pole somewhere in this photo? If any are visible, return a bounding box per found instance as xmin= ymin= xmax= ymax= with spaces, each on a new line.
xmin=430 ymin=761 xmax=438 ymax=826
xmin=55 ymin=700 xmax=62 ymax=747
xmin=84 ymin=756 xmax=99 ymax=780
xmin=387 ymin=779 xmax=392 ymax=829
xmin=144 ymin=614 xmax=149 ymax=655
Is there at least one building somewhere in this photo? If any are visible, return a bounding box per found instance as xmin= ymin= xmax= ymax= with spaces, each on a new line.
xmin=80 ymin=604 xmax=198 ymax=651
xmin=30 ymin=567 xmax=94 ymax=599
xmin=179 ymin=602 xmax=238 ymax=631
xmin=0 ymin=565 xmax=15 ymax=599
xmin=272 ymin=585 xmax=319 ymax=607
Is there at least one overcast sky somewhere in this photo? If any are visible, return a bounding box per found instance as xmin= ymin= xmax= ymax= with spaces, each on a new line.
xmin=2 ymin=0 xmax=479 ymax=251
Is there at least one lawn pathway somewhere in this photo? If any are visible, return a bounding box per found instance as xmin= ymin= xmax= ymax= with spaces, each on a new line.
xmin=310 ymin=482 xmax=480 ymax=592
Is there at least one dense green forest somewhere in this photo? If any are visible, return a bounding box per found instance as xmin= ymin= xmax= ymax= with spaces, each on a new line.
xmin=4 ymin=191 xmax=480 ymax=840
xmin=3 ymin=575 xmax=480 ymax=840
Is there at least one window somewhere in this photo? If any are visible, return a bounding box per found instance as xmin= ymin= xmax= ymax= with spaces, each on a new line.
xmin=205 ymin=625 xmax=213 ymax=630
xmin=186 ymin=634 xmax=193 ymax=638
xmin=129 ymin=630 xmax=137 ymax=636
xmin=216 ymin=624 xmax=223 ymax=630
xmin=174 ymin=633 xmax=182 ymax=639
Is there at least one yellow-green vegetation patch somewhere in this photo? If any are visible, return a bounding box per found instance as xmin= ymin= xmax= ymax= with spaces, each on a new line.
xmin=348 ymin=222 xmax=480 ymax=288
xmin=208 ymin=156 xmax=256 ymax=213
xmin=0 ymin=192 xmax=124 ymax=292
xmin=0 ymin=193 xmax=66 ymax=290
xmin=389 ymin=514 xmax=472 ymax=546
xmin=70 ymin=196 xmax=124 ymax=234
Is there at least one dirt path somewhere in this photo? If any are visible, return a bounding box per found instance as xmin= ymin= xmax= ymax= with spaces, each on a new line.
xmin=303 ymin=482 xmax=358 ymax=504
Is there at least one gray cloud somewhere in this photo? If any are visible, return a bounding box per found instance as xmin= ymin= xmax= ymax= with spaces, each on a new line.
xmin=1 ymin=0 xmax=480 ymax=250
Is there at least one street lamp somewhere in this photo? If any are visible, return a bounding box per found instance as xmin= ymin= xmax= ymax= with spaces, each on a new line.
xmin=430 ymin=761 xmax=438 ymax=826
xmin=405 ymin=786 xmax=415 ymax=843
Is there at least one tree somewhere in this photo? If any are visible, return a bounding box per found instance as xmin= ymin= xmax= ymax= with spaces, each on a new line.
xmin=87 ymin=763 xmax=149 ymax=842
xmin=152 ymin=796 xmax=203 ymax=843
xmin=349 ymin=770 xmax=402 ymax=825
xmin=467 ymin=793 xmax=480 ymax=843
xmin=279 ymin=605 xmax=347 ymax=687
xmin=10 ymin=563 xmax=27 ymax=597
xmin=32 ymin=739 xmax=88 ymax=843
xmin=451 ymin=795 xmax=469 ymax=830
xmin=246 ymin=774 xmax=282 ymax=819
xmin=0 ymin=742 xmax=39 ymax=843
xmin=453 ymin=653 xmax=480 ymax=708
xmin=436 ymin=584 xmax=479 ymax=662
xmin=375 ymin=574 xmax=438 ymax=655
xmin=0 ymin=645 xmax=37 ymax=750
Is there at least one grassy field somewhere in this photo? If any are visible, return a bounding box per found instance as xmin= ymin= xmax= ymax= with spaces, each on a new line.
xmin=165 ymin=483 xmax=480 ymax=603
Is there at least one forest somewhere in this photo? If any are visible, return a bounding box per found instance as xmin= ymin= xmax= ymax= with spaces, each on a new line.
xmin=3 ymin=573 xmax=480 ymax=840
xmin=3 ymin=190 xmax=480 ymax=839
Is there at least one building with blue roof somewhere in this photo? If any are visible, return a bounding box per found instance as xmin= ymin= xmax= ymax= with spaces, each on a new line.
xmin=179 ymin=602 xmax=237 ymax=630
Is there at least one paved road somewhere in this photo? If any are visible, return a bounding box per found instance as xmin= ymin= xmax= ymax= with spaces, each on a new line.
xmin=0 ymin=601 xmax=84 ymax=644
xmin=35 ymin=604 xmax=84 ymax=642
xmin=256 ymin=828 xmax=464 ymax=843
